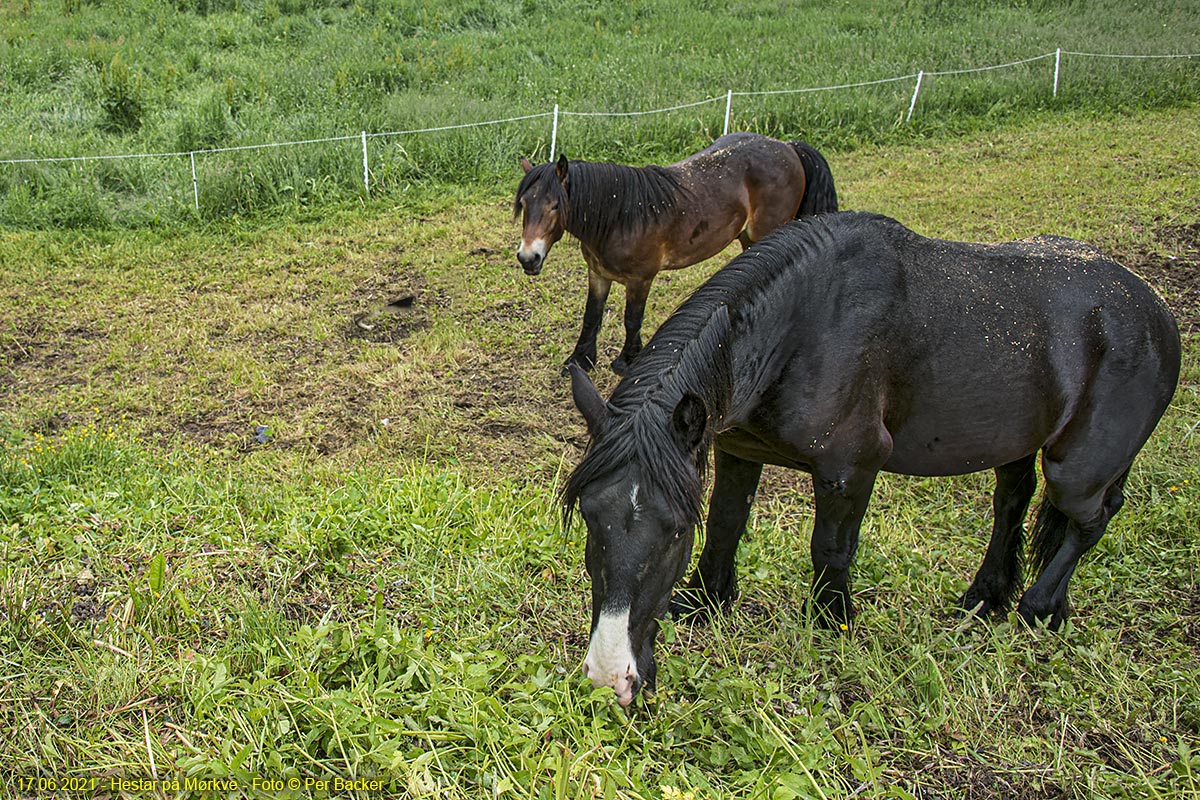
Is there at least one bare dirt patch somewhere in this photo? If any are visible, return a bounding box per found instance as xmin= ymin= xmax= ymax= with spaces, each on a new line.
xmin=1116 ymin=221 xmax=1200 ymax=334
xmin=344 ymin=272 xmax=446 ymax=344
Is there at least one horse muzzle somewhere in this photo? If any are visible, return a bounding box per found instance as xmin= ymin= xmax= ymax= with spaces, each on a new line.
xmin=516 ymin=239 xmax=546 ymax=276
xmin=517 ymin=252 xmax=543 ymax=276
xmin=582 ymin=608 xmax=647 ymax=707
xmin=582 ymin=659 xmax=640 ymax=707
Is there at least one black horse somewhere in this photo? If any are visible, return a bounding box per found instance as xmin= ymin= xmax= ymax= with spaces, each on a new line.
xmin=563 ymin=212 xmax=1181 ymax=707
xmin=515 ymin=133 xmax=837 ymax=375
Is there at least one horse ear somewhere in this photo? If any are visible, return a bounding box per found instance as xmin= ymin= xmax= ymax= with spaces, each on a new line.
xmin=555 ymin=154 xmax=569 ymax=183
xmin=520 ymin=157 xmax=534 ymax=174
xmin=569 ymin=363 xmax=610 ymax=439
xmin=671 ymin=393 xmax=708 ymax=454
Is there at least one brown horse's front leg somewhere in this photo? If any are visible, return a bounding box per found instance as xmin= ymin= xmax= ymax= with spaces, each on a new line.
xmin=612 ymin=278 xmax=653 ymax=376
xmin=563 ymin=270 xmax=611 ymax=374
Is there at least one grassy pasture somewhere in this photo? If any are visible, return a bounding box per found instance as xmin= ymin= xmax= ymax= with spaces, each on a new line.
xmin=1 ymin=103 xmax=1199 ymax=798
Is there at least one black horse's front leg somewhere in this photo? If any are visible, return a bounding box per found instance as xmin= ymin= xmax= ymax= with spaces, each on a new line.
xmin=611 ymin=278 xmax=652 ymax=376
xmin=672 ymin=449 xmax=763 ymax=620
xmin=809 ymin=468 xmax=878 ymax=627
xmin=563 ymin=271 xmax=611 ymax=375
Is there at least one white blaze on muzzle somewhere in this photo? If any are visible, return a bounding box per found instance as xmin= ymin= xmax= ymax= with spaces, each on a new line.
xmin=517 ymin=237 xmax=547 ymax=265
xmin=582 ymin=608 xmax=637 ymax=707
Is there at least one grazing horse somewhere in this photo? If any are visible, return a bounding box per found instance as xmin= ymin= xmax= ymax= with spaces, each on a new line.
xmin=562 ymin=212 xmax=1180 ymax=707
xmin=514 ymin=132 xmax=838 ymax=375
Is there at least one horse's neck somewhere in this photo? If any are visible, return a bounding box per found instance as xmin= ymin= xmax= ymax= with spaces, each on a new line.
xmin=722 ymin=291 xmax=807 ymax=424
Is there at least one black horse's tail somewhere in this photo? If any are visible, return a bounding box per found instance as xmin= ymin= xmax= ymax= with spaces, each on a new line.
xmin=1029 ymin=470 xmax=1129 ymax=579
xmin=790 ymin=140 xmax=839 ymax=216
xmin=1027 ymin=498 xmax=1070 ymax=579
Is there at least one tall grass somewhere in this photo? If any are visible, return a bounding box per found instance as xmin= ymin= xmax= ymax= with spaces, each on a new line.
xmin=2 ymin=0 xmax=1199 ymax=226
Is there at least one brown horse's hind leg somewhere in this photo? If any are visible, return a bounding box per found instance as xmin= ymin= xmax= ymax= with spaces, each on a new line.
xmin=959 ymin=454 xmax=1038 ymax=617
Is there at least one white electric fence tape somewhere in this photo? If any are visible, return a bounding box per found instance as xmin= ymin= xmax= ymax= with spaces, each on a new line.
xmin=1 ymin=50 xmax=1195 ymax=213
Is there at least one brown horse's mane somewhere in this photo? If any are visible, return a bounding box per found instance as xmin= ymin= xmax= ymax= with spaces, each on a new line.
xmin=517 ymin=160 xmax=685 ymax=245
xmin=566 ymin=162 xmax=684 ymax=243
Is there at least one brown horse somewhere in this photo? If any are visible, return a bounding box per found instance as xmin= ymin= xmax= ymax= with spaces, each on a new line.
xmin=514 ymin=133 xmax=838 ymax=375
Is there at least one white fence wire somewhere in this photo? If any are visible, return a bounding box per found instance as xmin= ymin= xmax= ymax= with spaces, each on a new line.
xmin=1 ymin=48 xmax=1196 ymax=212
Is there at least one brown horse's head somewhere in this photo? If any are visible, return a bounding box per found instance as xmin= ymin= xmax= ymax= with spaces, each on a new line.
xmin=514 ymin=154 xmax=570 ymax=276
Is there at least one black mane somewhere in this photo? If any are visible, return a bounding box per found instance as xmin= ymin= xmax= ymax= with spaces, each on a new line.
xmin=516 ymin=160 xmax=684 ymax=244
xmin=560 ymin=213 xmax=857 ymax=532
xmin=561 ymin=301 xmax=731 ymax=533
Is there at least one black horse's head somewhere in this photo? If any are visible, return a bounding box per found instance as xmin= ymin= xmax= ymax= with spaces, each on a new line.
xmin=514 ymin=154 xmax=570 ymax=276
xmin=563 ymin=364 xmax=709 ymax=707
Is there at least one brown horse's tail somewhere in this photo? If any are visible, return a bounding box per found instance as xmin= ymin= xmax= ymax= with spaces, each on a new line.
xmin=790 ymin=140 xmax=839 ymax=216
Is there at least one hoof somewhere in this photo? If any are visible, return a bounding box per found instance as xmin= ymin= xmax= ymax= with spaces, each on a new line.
xmin=956 ymin=592 xmax=998 ymax=619
xmin=610 ymin=355 xmax=631 ymax=376
xmin=957 ymin=577 xmax=1019 ymax=620
xmin=806 ymin=593 xmax=854 ymax=630
xmin=1016 ymin=596 xmax=1071 ymax=631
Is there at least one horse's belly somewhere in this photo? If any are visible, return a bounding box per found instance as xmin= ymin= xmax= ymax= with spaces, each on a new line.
xmin=661 ymin=217 xmax=746 ymax=270
xmin=716 ymin=429 xmax=815 ymax=472
xmin=883 ymin=409 xmax=1051 ymax=477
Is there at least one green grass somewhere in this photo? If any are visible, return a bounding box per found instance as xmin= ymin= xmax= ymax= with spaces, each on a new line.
xmin=3 ymin=0 xmax=1200 ymax=226
xmin=1 ymin=415 xmax=1196 ymax=798
xmin=1 ymin=104 xmax=1199 ymax=798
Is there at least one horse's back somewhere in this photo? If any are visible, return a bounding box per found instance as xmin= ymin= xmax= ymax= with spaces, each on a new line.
xmin=848 ymin=217 xmax=1178 ymax=356
xmin=672 ymin=133 xmax=804 ymax=187
xmin=674 ymin=132 xmax=791 ymax=165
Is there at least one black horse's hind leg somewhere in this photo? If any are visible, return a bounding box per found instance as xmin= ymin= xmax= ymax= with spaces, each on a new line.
xmin=809 ymin=468 xmax=879 ymax=627
xmin=672 ymin=449 xmax=763 ymax=620
xmin=1016 ymin=467 xmax=1130 ymax=629
xmin=563 ymin=270 xmax=611 ymax=375
xmin=959 ymin=454 xmax=1038 ymax=617
xmin=612 ymin=278 xmax=652 ymax=376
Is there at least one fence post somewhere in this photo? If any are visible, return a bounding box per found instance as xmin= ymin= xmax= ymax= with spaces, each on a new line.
xmin=361 ymin=131 xmax=369 ymax=193
xmin=906 ymin=71 xmax=924 ymax=122
xmin=189 ymin=152 xmax=199 ymax=211
xmin=550 ymin=104 xmax=560 ymax=162
xmin=1053 ymin=48 xmax=1062 ymax=97
xmin=723 ymin=90 xmax=733 ymax=135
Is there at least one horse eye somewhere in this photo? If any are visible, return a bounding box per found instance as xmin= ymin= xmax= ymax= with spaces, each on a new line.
xmin=549 ymin=202 xmax=559 ymax=212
